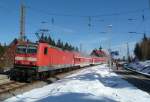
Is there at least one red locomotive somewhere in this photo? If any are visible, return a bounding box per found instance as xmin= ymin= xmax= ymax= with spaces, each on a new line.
xmin=9 ymin=42 xmax=107 ymax=82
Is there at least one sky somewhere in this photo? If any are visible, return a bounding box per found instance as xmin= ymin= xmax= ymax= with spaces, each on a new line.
xmin=0 ymin=0 xmax=150 ymax=58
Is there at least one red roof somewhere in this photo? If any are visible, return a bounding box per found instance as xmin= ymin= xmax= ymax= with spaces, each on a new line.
xmin=95 ymin=50 xmax=106 ymax=55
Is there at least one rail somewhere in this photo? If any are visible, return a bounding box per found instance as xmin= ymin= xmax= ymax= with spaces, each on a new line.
xmin=0 ymin=81 xmax=27 ymax=94
xmin=123 ymin=64 xmax=150 ymax=78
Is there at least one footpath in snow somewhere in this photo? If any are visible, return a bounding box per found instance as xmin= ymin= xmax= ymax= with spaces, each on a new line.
xmin=4 ymin=64 xmax=150 ymax=102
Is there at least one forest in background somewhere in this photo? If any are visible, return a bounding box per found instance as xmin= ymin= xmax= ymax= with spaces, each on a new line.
xmin=134 ymin=34 xmax=150 ymax=61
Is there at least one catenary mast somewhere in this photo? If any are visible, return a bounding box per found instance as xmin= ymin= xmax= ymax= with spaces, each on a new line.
xmin=19 ymin=0 xmax=25 ymax=42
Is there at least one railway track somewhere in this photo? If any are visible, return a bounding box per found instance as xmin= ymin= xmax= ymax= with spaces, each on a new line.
xmin=0 ymin=75 xmax=10 ymax=85
xmin=0 ymin=65 xmax=92 ymax=101
xmin=0 ymin=81 xmax=27 ymax=94
xmin=113 ymin=66 xmax=150 ymax=94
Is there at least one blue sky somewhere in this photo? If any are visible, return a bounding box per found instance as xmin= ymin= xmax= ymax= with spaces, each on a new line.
xmin=0 ymin=0 xmax=150 ymax=57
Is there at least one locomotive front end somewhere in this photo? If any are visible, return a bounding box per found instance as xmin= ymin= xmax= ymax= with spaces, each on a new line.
xmin=15 ymin=44 xmax=38 ymax=67
xmin=9 ymin=43 xmax=38 ymax=82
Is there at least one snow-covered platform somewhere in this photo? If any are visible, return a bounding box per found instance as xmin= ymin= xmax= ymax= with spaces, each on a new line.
xmin=4 ymin=64 xmax=150 ymax=102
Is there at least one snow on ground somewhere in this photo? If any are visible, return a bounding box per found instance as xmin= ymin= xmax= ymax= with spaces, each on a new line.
xmin=127 ymin=60 xmax=150 ymax=75
xmin=4 ymin=64 xmax=150 ymax=102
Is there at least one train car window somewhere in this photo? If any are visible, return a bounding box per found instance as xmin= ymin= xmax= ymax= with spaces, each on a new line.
xmin=44 ymin=47 xmax=48 ymax=55
xmin=75 ymin=58 xmax=80 ymax=62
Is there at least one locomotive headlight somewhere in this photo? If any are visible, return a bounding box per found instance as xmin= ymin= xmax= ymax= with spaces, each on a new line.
xmin=15 ymin=56 xmax=24 ymax=60
xmin=27 ymin=57 xmax=37 ymax=62
xmin=15 ymin=56 xmax=37 ymax=62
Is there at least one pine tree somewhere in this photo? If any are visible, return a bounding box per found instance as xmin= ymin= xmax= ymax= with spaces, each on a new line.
xmin=48 ymin=35 xmax=52 ymax=45
xmin=40 ymin=33 xmax=44 ymax=41
xmin=44 ymin=36 xmax=48 ymax=42
xmin=147 ymin=39 xmax=150 ymax=60
xmin=68 ymin=44 xmax=73 ymax=51
xmin=75 ymin=47 xmax=79 ymax=52
xmin=57 ymin=39 xmax=61 ymax=48
xmin=134 ymin=43 xmax=142 ymax=60
xmin=141 ymin=34 xmax=149 ymax=60
xmin=71 ymin=46 xmax=74 ymax=51
xmin=60 ymin=41 xmax=64 ymax=49
xmin=64 ymin=42 xmax=69 ymax=50
xmin=0 ymin=44 xmax=5 ymax=56
xmin=51 ymin=39 xmax=56 ymax=46
xmin=143 ymin=33 xmax=148 ymax=41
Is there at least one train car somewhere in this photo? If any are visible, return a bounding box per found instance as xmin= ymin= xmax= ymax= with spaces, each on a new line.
xmin=9 ymin=41 xmax=107 ymax=82
xmin=10 ymin=42 xmax=93 ymax=82
xmin=92 ymin=57 xmax=107 ymax=65
xmin=74 ymin=57 xmax=93 ymax=67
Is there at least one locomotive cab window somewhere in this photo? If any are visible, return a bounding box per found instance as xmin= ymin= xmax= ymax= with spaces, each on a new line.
xmin=44 ymin=47 xmax=48 ymax=55
xmin=16 ymin=46 xmax=26 ymax=54
xmin=27 ymin=46 xmax=37 ymax=54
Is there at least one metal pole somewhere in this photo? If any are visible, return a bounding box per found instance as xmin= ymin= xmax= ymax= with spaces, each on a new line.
xmin=127 ymin=42 xmax=130 ymax=62
xmin=108 ymin=25 xmax=112 ymax=72
xmin=80 ymin=43 xmax=82 ymax=53
xmin=20 ymin=0 xmax=25 ymax=42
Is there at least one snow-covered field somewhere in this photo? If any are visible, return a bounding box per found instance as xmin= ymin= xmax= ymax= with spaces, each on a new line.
xmin=4 ymin=64 xmax=150 ymax=102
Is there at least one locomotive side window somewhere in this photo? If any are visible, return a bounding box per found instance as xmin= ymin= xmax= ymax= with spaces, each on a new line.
xmin=44 ymin=47 xmax=48 ymax=55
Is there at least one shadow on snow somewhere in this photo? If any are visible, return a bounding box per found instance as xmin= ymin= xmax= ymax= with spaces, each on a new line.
xmin=66 ymin=72 xmax=136 ymax=89
xmin=36 ymin=92 xmax=117 ymax=102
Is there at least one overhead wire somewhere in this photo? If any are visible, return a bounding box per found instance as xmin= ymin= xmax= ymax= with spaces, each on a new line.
xmin=0 ymin=0 xmax=150 ymax=36
xmin=26 ymin=6 xmax=150 ymax=33
xmin=26 ymin=6 xmax=149 ymax=18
